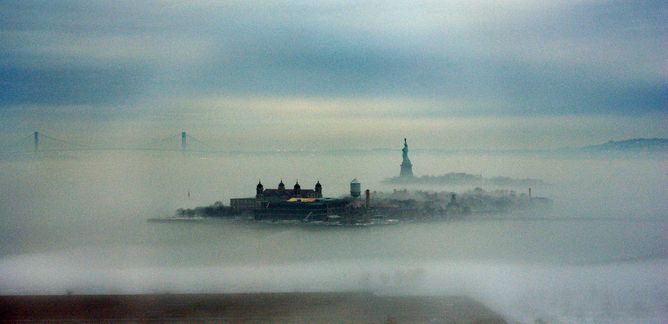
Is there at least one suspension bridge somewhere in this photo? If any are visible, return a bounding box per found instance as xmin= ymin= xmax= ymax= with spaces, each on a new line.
xmin=1 ymin=131 xmax=217 ymax=154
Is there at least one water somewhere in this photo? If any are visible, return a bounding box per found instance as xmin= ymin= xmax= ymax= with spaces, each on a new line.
xmin=0 ymin=150 xmax=666 ymax=322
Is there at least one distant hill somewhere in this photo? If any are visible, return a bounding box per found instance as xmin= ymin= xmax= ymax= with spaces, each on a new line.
xmin=582 ymin=138 xmax=668 ymax=152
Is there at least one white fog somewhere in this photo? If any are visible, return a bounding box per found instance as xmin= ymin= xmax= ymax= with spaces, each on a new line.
xmin=1 ymin=1 xmax=667 ymax=322
xmin=0 ymin=150 xmax=666 ymax=322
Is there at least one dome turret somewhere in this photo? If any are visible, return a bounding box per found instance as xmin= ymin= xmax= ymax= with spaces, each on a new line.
xmin=293 ymin=181 xmax=301 ymax=196
xmin=315 ymin=180 xmax=322 ymax=197
xmin=256 ymin=180 xmax=264 ymax=196
xmin=278 ymin=179 xmax=285 ymax=191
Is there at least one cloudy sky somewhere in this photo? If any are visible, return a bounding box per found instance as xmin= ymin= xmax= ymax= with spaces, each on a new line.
xmin=1 ymin=1 xmax=666 ymax=150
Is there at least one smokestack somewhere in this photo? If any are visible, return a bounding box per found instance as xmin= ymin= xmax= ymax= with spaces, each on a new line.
xmin=528 ymin=187 xmax=532 ymax=199
xmin=365 ymin=189 xmax=370 ymax=208
xmin=181 ymin=131 xmax=187 ymax=151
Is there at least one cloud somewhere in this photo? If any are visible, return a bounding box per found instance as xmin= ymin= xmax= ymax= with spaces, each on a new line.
xmin=0 ymin=0 xmax=665 ymax=116
xmin=0 ymin=31 xmax=214 ymax=68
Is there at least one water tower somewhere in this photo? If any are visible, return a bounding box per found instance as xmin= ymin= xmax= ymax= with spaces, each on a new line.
xmin=350 ymin=178 xmax=361 ymax=198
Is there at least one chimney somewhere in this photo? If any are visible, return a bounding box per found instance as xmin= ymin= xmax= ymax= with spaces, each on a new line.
xmin=365 ymin=189 xmax=370 ymax=208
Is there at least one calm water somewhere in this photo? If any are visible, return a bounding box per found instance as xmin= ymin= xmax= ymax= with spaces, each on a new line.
xmin=0 ymin=150 xmax=666 ymax=322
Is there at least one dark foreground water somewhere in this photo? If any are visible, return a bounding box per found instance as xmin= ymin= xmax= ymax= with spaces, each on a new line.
xmin=0 ymin=293 xmax=505 ymax=322
xmin=0 ymin=151 xmax=666 ymax=323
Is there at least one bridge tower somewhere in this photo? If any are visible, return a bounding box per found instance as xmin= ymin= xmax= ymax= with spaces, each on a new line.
xmin=181 ymin=131 xmax=187 ymax=151
xmin=33 ymin=131 xmax=39 ymax=152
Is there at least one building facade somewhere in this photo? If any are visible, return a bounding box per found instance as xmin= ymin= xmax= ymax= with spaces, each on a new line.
xmin=229 ymin=180 xmax=348 ymax=221
xmin=230 ymin=180 xmax=325 ymax=213
xmin=230 ymin=197 xmax=256 ymax=211
xmin=255 ymin=180 xmax=322 ymax=202
xmin=254 ymin=197 xmax=348 ymax=221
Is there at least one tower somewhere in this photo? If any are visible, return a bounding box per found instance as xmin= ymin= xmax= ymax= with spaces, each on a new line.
xmin=400 ymin=138 xmax=414 ymax=178
xmin=293 ymin=181 xmax=301 ymax=197
xmin=256 ymin=181 xmax=264 ymax=198
xmin=315 ymin=180 xmax=322 ymax=198
xmin=350 ymin=178 xmax=361 ymax=198
xmin=33 ymin=131 xmax=39 ymax=152
xmin=278 ymin=179 xmax=285 ymax=192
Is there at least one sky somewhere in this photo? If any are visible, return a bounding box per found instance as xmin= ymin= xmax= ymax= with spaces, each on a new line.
xmin=0 ymin=0 xmax=666 ymax=150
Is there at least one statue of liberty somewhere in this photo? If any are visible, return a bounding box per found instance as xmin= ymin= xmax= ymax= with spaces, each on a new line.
xmin=400 ymin=138 xmax=414 ymax=178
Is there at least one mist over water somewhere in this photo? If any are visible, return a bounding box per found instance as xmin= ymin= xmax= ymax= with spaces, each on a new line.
xmin=0 ymin=150 xmax=666 ymax=322
xmin=1 ymin=1 xmax=666 ymax=322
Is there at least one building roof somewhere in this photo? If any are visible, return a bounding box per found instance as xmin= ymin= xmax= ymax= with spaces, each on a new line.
xmin=262 ymin=189 xmax=316 ymax=197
